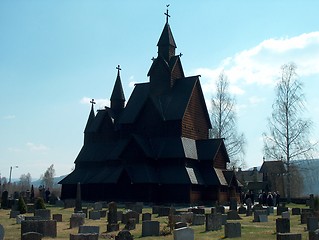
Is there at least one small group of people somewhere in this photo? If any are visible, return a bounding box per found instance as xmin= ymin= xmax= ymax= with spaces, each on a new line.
xmin=241 ymin=190 xmax=280 ymax=207
xmin=258 ymin=191 xmax=280 ymax=207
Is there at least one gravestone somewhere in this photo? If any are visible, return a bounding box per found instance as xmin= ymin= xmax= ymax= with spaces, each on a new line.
xmin=21 ymin=220 xmax=57 ymax=238
xmin=277 ymin=206 xmax=289 ymax=215
xmin=26 ymin=204 xmax=35 ymax=213
xmin=117 ymin=211 xmax=123 ymax=222
xmin=25 ymin=216 xmax=41 ymax=221
xmin=276 ymin=218 xmax=290 ymax=233
xmin=206 ymin=213 xmax=222 ymax=231
xmin=79 ymin=226 xmax=100 ymax=234
xmin=309 ymin=229 xmax=319 ymax=240
xmin=152 ymin=206 xmax=160 ymax=214
xmin=175 ymin=222 xmax=187 ymax=229
xmin=276 ymin=233 xmax=302 ymax=240
xmin=122 ymin=211 xmax=139 ymax=224
xmin=93 ymin=202 xmax=102 ymax=211
xmin=100 ymin=210 xmax=107 ymax=218
xmin=180 ymin=212 xmax=193 ymax=223
xmin=307 ymin=217 xmax=319 ymax=232
xmin=142 ymin=220 xmax=160 ymax=237
xmin=229 ymin=198 xmax=237 ymax=211
xmin=267 ymin=206 xmax=274 ymax=215
xmin=22 ymin=232 xmax=43 ymax=240
xmin=282 ymin=211 xmax=290 ymax=219
xmin=52 ymin=214 xmax=62 ymax=222
xmin=126 ymin=202 xmax=143 ymax=213
xmin=107 ymin=201 xmax=119 ymax=232
xmin=238 ymin=205 xmax=247 ymax=214
xmin=301 ymin=211 xmax=313 ymax=224
xmin=225 ymin=222 xmax=241 ymax=238
xmin=216 ymin=206 xmax=225 ymax=214
xmin=34 ymin=209 xmax=51 ymax=220
xmin=259 ymin=214 xmax=268 ymax=222
xmin=74 ymin=182 xmax=82 ymax=213
xmin=70 ymin=213 xmax=85 ymax=228
xmin=189 ymin=207 xmax=205 ymax=214
xmin=227 ymin=210 xmax=241 ymax=220
xmin=70 ymin=233 xmax=99 ymax=240
xmin=254 ymin=210 xmax=268 ymax=222
xmin=158 ymin=207 xmax=175 ymax=217
xmin=142 ymin=213 xmax=151 ymax=221
xmin=0 ymin=224 xmax=4 ymax=240
xmin=192 ymin=214 xmax=205 ymax=225
xmin=89 ymin=210 xmax=100 ymax=220
xmin=124 ymin=218 xmax=136 ymax=230
xmin=10 ymin=210 xmax=20 ymax=218
xmin=115 ymin=230 xmax=133 ymax=240
xmin=221 ymin=214 xmax=228 ymax=225
xmin=173 ymin=227 xmax=194 ymax=240
xmin=292 ymin=208 xmax=301 ymax=215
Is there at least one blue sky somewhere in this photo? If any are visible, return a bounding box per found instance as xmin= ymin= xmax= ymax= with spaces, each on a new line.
xmin=1 ymin=1 xmax=319 ymax=180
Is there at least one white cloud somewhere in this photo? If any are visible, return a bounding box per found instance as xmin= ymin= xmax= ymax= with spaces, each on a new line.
xmin=80 ymin=97 xmax=110 ymax=109
xmin=194 ymin=31 xmax=319 ymax=89
xmin=3 ymin=115 xmax=15 ymax=120
xmin=249 ymin=96 xmax=265 ymax=105
xmin=26 ymin=142 xmax=49 ymax=152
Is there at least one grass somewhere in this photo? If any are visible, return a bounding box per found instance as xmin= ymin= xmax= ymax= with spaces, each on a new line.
xmin=0 ymin=204 xmax=312 ymax=239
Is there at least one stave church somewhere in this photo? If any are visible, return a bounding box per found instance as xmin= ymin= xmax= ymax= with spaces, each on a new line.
xmin=59 ymin=10 xmax=241 ymax=204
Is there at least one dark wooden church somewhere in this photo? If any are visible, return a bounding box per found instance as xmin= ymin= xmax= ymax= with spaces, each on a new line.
xmin=59 ymin=13 xmax=241 ymax=204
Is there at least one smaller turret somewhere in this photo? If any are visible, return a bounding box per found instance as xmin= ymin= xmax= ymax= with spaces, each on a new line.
xmin=110 ymin=65 xmax=126 ymax=118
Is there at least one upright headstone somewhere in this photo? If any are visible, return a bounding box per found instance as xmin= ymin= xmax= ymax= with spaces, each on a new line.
xmin=34 ymin=209 xmax=51 ymax=220
xmin=192 ymin=214 xmax=205 ymax=225
xmin=21 ymin=220 xmax=57 ymax=238
xmin=307 ymin=217 xmax=319 ymax=232
xmin=173 ymin=227 xmax=194 ymax=240
xmin=142 ymin=213 xmax=152 ymax=221
xmin=124 ymin=218 xmax=136 ymax=230
xmin=122 ymin=210 xmax=139 ymax=224
xmin=276 ymin=218 xmax=290 ymax=233
xmin=301 ymin=211 xmax=313 ymax=224
xmin=107 ymin=202 xmax=119 ymax=232
xmin=225 ymin=222 xmax=241 ymax=238
xmin=142 ymin=220 xmax=160 ymax=237
xmin=0 ymin=224 xmax=4 ymax=240
xmin=254 ymin=210 xmax=268 ymax=222
xmin=89 ymin=210 xmax=100 ymax=220
xmin=70 ymin=213 xmax=85 ymax=228
xmin=310 ymin=194 xmax=315 ymax=210
xmin=115 ymin=230 xmax=133 ymax=240
xmin=79 ymin=226 xmax=100 ymax=234
xmin=282 ymin=211 xmax=290 ymax=219
xmin=74 ymin=182 xmax=82 ymax=213
xmin=93 ymin=202 xmax=103 ymax=211
xmin=206 ymin=213 xmax=222 ymax=231
xmin=277 ymin=206 xmax=289 ymax=215
xmin=229 ymin=198 xmax=237 ymax=211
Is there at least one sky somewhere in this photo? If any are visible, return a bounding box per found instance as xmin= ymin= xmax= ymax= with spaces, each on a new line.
xmin=1 ymin=1 xmax=319 ymax=181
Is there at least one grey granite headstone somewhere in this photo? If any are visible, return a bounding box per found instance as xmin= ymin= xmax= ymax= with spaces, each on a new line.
xmin=89 ymin=210 xmax=100 ymax=220
xmin=307 ymin=217 xmax=319 ymax=232
xmin=70 ymin=213 xmax=85 ymax=228
xmin=206 ymin=213 xmax=222 ymax=231
xmin=78 ymin=225 xmax=100 ymax=234
xmin=180 ymin=212 xmax=193 ymax=223
xmin=277 ymin=206 xmax=289 ymax=215
xmin=52 ymin=214 xmax=62 ymax=222
xmin=107 ymin=201 xmax=119 ymax=232
xmin=225 ymin=222 xmax=241 ymax=238
xmin=34 ymin=209 xmax=51 ymax=220
xmin=282 ymin=211 xmax=290 ymax=219
xmin=21 ymin=220 xmax=57 ymax=238
xmin=142 ymin=220 xmax=160 ymax=237
xmin=0 ymin=224 xmax=4 ymax=240
xmin=292 ymin=208 xmax=301 ymax=215
xmin=301 ymin=211 xmax=313 ymax=224
xmin=173 ymin=227 xmax=194 ymax=240
xmin=122 ymin=210 xmax=139 ymax=224
xmin=192 ymin=214 xmax=205 ymax=225
xmin=93 ymin=202 xmax=102 ymax=211
xmin=254 ymin=210 xmax=268 ymax=222
xmin=276 ymin=218 xmax=290 ymax=233
xmin=259 ymin=214 xmax=268 ymax=222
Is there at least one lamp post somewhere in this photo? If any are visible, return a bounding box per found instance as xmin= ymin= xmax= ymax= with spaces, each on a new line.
xmin=8 ymin=166 xmax=18 ymax=197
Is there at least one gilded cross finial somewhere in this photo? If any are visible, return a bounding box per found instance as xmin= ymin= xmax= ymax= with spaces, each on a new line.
xmin=164 ymin=4 xmax=170 ymax=24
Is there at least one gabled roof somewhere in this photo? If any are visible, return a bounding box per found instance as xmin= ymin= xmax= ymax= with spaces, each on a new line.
xmin=157 ymin=23 xmax=176 ymax=48
xmin=84 ymin=105 xmax=95 ymax=133
xmin=260 ymin=160 xmax=286 ymax=174
xmin=223 ymin=170 xmax=242 ymax=187
xmin=196 ymin=138 xmax=229 ymax=162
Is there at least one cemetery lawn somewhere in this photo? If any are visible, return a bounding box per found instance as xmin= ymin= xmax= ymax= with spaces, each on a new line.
xmin=0 ymin=204 xmax=310 ymax=240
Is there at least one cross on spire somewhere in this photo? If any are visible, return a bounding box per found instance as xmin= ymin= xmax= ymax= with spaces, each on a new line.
xmin=116 ymin=64 xmax=121 ymax=72
xmin=90 ymin=99 xmax=96 ymax=107
xmin=164 ymin=4 xmax=170 ymax=24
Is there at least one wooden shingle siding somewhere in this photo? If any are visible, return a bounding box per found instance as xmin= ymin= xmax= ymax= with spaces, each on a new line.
xmin=182 ymin=83 xmax=210 ymax=140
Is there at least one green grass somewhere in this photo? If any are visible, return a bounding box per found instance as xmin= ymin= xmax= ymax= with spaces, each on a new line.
xmin=0 ymin=204 xmax=311 ymax=239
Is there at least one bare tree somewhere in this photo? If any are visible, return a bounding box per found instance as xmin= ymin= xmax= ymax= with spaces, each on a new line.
xmin=263 ymin=62 xmax=316 ymax=201
xmin=210 ymin=71 xmax=246 ymax=168
xmin=41 ymin=164 xmax=55 ymax=190
xmin=19 ymin=173 xmax=32 ymax=192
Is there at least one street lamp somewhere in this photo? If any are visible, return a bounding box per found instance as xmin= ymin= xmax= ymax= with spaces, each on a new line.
xmin=9 ymin=165 xmax=18 ymax=184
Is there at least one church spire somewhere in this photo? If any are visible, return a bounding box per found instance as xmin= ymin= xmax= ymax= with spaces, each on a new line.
xmin=110 ymin=65 xmax=125 ymax=115
xmin=84 ymin=99 xmax=95 ymax=134
xmin=157 ymin=5 xmax=176 ymax=62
